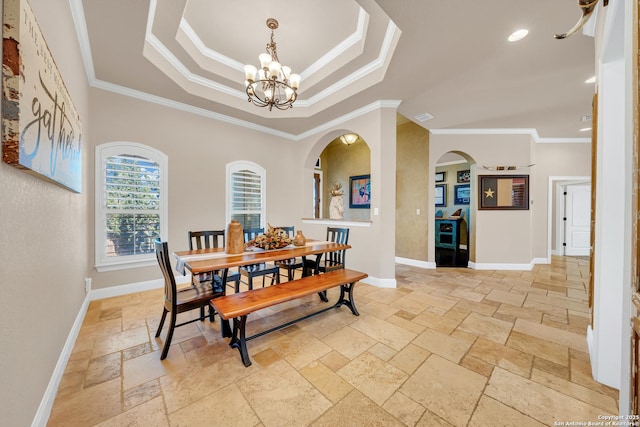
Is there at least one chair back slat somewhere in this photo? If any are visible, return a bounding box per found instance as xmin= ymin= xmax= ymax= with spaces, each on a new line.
xmin=155 ymin=240 xmax=177 ymax=307
xmin=325 ymin=227 xmax=349 ymax=270
xmin=189 ymin=230 xmax=225 ymax=250
xmin=243 ymin=228 xmax=264 ymax=242
xmin=275 ymin=226 xmax=295 ymax=239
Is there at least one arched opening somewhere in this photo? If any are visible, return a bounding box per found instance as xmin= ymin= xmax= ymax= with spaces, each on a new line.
xmin=309 ymin=132 xmax=371 ymax=221
xmin=434 ymin=151 xmax=476 ymax=267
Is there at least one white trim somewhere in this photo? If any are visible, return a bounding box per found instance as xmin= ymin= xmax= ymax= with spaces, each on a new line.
xmin=395 ymin=256 xmax=435 ymax=269
xmin=430 ymin=128 xmax=590 ymax=144
xmin=31 ymin=295 xmax=91 ymax=427
xmin=302 ymin=218 xmax=372 ymax=228
xmin=94 ymin=142 xmax=169 ymax=272
xmin=546 ymin=176 xmax=591 ymax=263
xmin=360 ymin=276 xmax=396 ymax=288
xmin=468 ymin=261 xmax=534 ymax=271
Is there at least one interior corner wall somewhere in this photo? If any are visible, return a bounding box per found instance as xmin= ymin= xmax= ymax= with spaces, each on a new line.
xmin=0 ymin=1 xmax=91 ymax=425
xmin=396 ymin=122 xmax=429 ymax=261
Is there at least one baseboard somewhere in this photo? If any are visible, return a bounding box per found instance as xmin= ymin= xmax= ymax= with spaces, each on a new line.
xmin=361 ymin=276 xmax=397 ymax=288
xmin=89 ymin=277 xmax=167 ymax=301
xmin=531 ymin=257 xmax=549 ymax=265
xmin=468 ymin=261 xmax=534 ymax=271
xmin=32 ymin=275 xmax=184 ymax=426
xmin=395 ymin=257 xmax=436 ymax=269
xmin=31 ymin=294 xmax=91 ymax=427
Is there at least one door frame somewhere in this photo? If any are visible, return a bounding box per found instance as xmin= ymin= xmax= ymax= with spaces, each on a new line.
xmin=548 ymin=176 xmax=591 ymax=261
xmin=554 ymin=180 xmax=592 ymax=256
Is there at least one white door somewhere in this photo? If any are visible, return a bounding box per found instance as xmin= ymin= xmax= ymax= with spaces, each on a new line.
xmin=564 ymin=184 xmax=591 ymax=256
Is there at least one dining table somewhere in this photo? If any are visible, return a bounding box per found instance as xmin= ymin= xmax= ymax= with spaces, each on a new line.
xmin=173 ymin=240 xmax=352 ymax=337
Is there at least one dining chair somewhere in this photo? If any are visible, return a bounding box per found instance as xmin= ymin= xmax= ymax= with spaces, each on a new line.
xmin=274 ymin=226 xmax=303 ymax=281
xmin=188 ymin=230 xmax=241 ymax=293
xmin=154 ymin=240 xmax=224 ymax=360
xmin=240 ymin=228 xmax=280 ymax=290
xmin=304 ymin=227 xmax=350 ymax=276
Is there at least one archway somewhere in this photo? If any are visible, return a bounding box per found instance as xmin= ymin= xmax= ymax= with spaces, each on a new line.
xmin=307 ymin=132 xmax=371 ymax=221
xmin=434 ymin=151 xmax=476 ymax=267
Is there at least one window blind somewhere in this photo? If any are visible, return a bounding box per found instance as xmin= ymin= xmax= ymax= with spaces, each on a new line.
xmin=230 ymin=169 xmax=262 ymax=229
xmin=105 ymin=155 xmax=160 ymax=257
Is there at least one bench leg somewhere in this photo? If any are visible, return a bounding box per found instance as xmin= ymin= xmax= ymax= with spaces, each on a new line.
xmin=229 ymin=315 xmax=252 ymax=367
xmin=335 ymin=282 xmax=359 ymax=316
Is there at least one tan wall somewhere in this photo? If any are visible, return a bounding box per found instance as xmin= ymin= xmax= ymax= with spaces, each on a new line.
xmin=396 ymin=122 xmax=430 ymax=260
xmin=0 ymin=1 xmax=91 ymax=425
xmin=320 ymin=138 xmax=371 ymax=220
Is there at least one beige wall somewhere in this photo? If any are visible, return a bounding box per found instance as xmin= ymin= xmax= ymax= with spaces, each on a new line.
xmin=396 ymin=122 xmax=429 ymax=260
xmin=0 ymin=1 xmax=91 ymax=425
xmin=88 ymin=90 xmax=299 ymax=289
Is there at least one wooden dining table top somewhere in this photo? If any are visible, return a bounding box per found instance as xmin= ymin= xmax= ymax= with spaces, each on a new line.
xmin=173 ymin=240 xmax=350 ymax=275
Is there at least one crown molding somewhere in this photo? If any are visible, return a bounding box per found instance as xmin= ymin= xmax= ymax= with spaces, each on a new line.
xmin=429 ymin=128 xmax=590 ymax=143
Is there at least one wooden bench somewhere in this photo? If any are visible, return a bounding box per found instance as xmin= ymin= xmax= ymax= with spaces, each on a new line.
xmin=210 ymin=268 xmax=368 ymax=366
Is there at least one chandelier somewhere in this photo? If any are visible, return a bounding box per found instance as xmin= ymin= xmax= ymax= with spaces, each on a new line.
xmin=243 ymin=18 xmax=300 ymax=111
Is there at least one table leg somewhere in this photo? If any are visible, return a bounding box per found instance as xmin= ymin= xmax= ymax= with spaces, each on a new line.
xmin=219 ymin=268 xmax=232 ymax=338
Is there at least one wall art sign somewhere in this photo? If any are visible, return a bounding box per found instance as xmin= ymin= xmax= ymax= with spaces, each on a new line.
xmin=2 ymin=0 xmax=82 ymax=192
xmin=479 ymin=175 xmax=529 ymax=210
xmin=349 ymin=174 xmax=370 ymax=208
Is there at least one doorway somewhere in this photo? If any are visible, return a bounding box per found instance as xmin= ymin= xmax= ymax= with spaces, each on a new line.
xmin=434 ymin=152 xmax=473 ymax=267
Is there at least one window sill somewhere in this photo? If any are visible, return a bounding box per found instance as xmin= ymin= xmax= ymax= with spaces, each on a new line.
xmin=302 ymin=218 xmax=372 ymax=228
xmin=95 ymin=258 xmax=157 ymax=272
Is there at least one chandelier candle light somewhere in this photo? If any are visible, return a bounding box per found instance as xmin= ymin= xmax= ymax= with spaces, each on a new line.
xmin=244 ymin=18 xmax=300 ymax=111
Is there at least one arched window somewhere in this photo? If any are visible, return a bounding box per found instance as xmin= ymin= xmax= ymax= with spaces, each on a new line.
xmin=226 ymin=161 xmax=266 ymax=229
xmin=95 ymin=142 xmax=168 ymax=271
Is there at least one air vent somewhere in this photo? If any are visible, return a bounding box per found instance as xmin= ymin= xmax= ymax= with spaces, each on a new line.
xmin=581 ymin=115 xmax=592 ymax=122
xmin=414 ymin=112 xmax=434 ymax=122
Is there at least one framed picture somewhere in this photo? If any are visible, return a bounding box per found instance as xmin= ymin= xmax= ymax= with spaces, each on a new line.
xmin=479 ymin=175 xmax=529 ymax=210
xmin=349 ymin=174 xmax=371 ymax=208
xmin=435 ymin=171 xmax=446 ymax=183
xmin=2 ymin=0 xmax=82 ymax=193
xmin=457 ymin=170 xmax=471 ymax=183
xmin=454 ymin=184 xmax=471 ymax=205
xmin=435 ymin=184 xmax=447 ymax=207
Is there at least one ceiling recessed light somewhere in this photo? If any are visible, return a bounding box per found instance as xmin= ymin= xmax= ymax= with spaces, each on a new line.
xmin=580 ymin=127 xmax=592 ymax=132
xmin=585 ymin=76 xmax=596 ymax=84
xmin=508 ymin=29 xmax=529 ymax=42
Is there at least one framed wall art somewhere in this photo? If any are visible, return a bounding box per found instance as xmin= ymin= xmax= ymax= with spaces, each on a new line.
xmin=435 ymin=184 xmax=446 ymax=207
xmin=435 ymin=171 xmax=446 ymax=183
xmin=349 ymin=174 xmax=370 ymax=208
xmin=479 ymin=175 xmax=529 ymax=210
xmin=457 ymin=170 xmax=470 ymax=183
xmin=454 ymin=184 xmax=470 ymax=205
xmin=2 ymin=0 xmax=82 ymax=192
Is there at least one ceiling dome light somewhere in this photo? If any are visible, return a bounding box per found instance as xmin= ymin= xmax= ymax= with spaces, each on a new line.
xmin=585 ymin=76 xmax=596 ymax=84
xmin=508 ymin=29 xmax=529 ymax=42
xmin=340 ymin=133 xmax=359 ymax=145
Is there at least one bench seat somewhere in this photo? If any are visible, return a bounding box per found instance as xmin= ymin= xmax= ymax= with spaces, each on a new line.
xmin=210 ymin=268 xmax=368 ymax=366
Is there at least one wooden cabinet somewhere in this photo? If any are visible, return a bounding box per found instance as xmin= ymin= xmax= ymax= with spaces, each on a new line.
xmin=435 ymin=218 xmax=461 ymax=249
xmin=435 ymin=218 xmax=464 ymax=266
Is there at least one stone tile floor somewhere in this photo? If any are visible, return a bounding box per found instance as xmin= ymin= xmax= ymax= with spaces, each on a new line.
xmin=48 ymin=256 xmax=618 ymax=426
